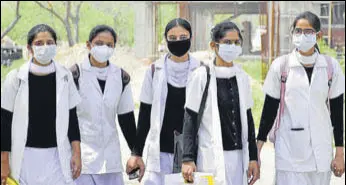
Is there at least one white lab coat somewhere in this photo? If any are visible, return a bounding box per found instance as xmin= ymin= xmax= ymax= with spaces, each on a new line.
xmin=76 ymin=57 xmax=135 ymax=174
xmin=185 ymin=61 xmax=253 ymax=185
xmin=263 ymin=50 xmax=345 ymax=172
xmin=140 ymin=53 xmax=200 ymax=173
xmin=1 ymin=60 xmax=81 ymax=183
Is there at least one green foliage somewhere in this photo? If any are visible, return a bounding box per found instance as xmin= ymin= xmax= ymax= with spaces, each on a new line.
xmin=1 ymin=2 xmax=115 ymax=45
xmin=157 ymin=4 xmax=177 ymax=43
xmin=317 ymin=39 xmax=337 ymax=58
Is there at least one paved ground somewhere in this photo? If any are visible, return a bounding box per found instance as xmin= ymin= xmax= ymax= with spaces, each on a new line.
xmin=118 ymin=130 xmax=345 ymax=185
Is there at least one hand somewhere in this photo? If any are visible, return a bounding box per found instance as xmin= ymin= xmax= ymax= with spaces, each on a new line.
xmin=248 ymin=161 xmax=260 ymax=185
xmin=331 ymin=155 xmax=345 ymax=177
xmin=126 ymin=156 xmax=145 ymax=182
xmin=1 ymin=152 xmax=10 ymax=185
xmin=70 ymin=152 xmax=82 ymax=180
xmin=182 ymin=161 xmax=196 ymax=183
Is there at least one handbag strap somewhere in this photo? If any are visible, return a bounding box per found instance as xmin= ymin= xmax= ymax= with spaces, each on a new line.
xmin=196 ymin=64 xmax=211 ymax=132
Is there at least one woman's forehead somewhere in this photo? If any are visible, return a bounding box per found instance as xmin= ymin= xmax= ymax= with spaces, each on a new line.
xmin=167 ymin=26 xmax=190 ymax=36
xmin=295 ymin=19 xmax=313 ymax=29
xmin=33 ymin=32 xmax=54 ymax=41
xmin=222 ymin=30 xmax=239 ymax=40
xmin=92 ymin=31 xmax=114 ymax=42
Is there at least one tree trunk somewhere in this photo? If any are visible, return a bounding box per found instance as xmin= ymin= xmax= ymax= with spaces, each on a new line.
xmin=1 ymin=2 xmax=21 ymax=40
xmin=65 ymin=1 xmax=74 ymax=47
xmin=73 ymin=2 xmax=83 ymax=43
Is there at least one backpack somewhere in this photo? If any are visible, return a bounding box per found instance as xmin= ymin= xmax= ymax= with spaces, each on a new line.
xmin=69 ymin=63 xmax=130 ymax=92
xmin=268 ymin=54 xmax=334 ymax=143
xmin=172 ymin=63 xmax=211 ymax=173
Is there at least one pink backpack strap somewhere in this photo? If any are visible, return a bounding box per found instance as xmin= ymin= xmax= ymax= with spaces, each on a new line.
xmin=274 ymin=55 xmax=290 ymax=135
xmin=323 ymin=55 xmax=334 ymax=113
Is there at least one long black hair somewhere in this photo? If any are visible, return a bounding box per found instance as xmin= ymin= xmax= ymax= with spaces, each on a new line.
xmin=164 ymin=18 xmax=192 ymax=40
xmin=291 ymin=11 xmax=321 ymax=53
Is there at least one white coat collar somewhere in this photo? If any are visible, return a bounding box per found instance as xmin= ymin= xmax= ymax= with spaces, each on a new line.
xmin=154 ymin=53 xmax=200 ymax=71
xmin=289 ymin=49 xmax=328 ymax=68
xmin=80 ymin=55 xmax=119 ymax=73
xmin=17 ymin=58 xmax=68 ymax=81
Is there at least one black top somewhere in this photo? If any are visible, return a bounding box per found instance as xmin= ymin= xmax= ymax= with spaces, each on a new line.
xmin=257 ymin=68 xmax=344 ymax=146
xmin=132 ymin=83 xmax=187 ymax=156
xmin=1 ymin=72 xmax=81 ymax=151
xmin=26 ymin=72 xmax=58 ymax=147
xmin=182 ymin=77 xmax=258 ymax=162
xmin=217 ymin=77 xmax=243 ymax=150
xmin=97 ymin=79 xmax=106 ymax=93
xmin=160 ymin=83 xmax=186 ymax=153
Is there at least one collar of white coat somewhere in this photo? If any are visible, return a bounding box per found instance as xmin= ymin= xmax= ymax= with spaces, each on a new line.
xmin=80 ymin=56 xmax=119 ymax=73
xmin=17 ymin=58 xmax=69 ymax=81
xmin=289 ymin=49 xmax=328 ymax=68
xmin=154 ymin=53 xmax=200 ymax=71
xmin=204 ymin=59 xmax=243 ymax=76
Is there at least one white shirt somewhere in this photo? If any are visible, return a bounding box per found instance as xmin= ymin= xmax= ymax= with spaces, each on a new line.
xmin=1 ymin=60 xmax=81 ymax=183
xmin=77 ymin=57 xmax=135 ymax=174
xmin=263 ymin=50 xmax=345 ymax=172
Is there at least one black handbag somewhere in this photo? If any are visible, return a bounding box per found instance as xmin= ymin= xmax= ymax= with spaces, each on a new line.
xmin=173 ymin=64 xmax=211 ymax=173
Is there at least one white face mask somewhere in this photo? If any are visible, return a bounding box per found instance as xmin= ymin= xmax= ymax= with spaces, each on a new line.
xmin=90 ymin=45 xmax=115 ymax=63
xmin=32 ymin=45 xmax=57 ymax=65
xmin=293 ymin=33 xmax=317 ymax=52
xmin=295 ymin=50 xmax=318 ymax=65
xmin=217 ymin=44 xmax=242 ymax=63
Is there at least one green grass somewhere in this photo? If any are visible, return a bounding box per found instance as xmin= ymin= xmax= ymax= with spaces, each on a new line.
xmin=239 ymin=61 xmax=264 ymax=128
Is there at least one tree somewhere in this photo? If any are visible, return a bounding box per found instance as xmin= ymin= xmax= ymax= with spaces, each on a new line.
xmin=1 ymin=2 xmax=21 ymax=40
xmin=34 ymin=1 xmax=83 ymax=47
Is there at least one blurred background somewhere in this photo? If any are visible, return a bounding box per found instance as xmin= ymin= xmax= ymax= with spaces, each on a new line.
xmin=1 ymin=1 xmax=345 ymax=185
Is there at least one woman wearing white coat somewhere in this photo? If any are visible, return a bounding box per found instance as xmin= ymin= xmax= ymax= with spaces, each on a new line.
xmin=256 ymin=11 xmax=345 ymax=185
xmin=181 ymin=21 xmax=260 ymax=185
xmin=1 ymin=24 xmax=82 ymax=185
xmin=73 ymin=25 xmax=137 ymax=185
xmin=126 ymin=18 xmax=201 ymax=185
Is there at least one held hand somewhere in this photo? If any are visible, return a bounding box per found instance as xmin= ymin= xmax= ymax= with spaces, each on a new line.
xmin=248 ymin=161 xmax=260 ymax=185
xmin=331 ymin=155 xmax=345 ymax=177
xmin=70 ymin=152 xmax=82 ymax=179
xmin=126 ymin=156 xmax=145 ymax=182
xmin=136 ymin=157 xmax=145 ymax=182
xmin=1 ymin=152 xmax=10 ymax=185
xmin=182 ymin=161 xmax=196 ymax=183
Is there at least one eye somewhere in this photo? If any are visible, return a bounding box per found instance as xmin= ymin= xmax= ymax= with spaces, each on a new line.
xmin=167 ymin=36 xmax=177 ymax=41
xmin=303 ymin=29 xmax=316 ymax=35
xmin=33 ymin=41 xmax=44 ymax=46
xmin=94 ymin=41 xmax=104 ymax=46
xmin=46 ymin=40 xmax=55 ymax=45
xmin=234 ymin=40 xmax=241 ymax=46
xmin=294 ymin=28 xmax=303 ymax=34
xmin=179 ymin=35 xmax=189 ymax=40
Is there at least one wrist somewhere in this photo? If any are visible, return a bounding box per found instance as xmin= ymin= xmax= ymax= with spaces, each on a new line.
xmin=71 ymin=141 xmax=81 ymax=156
xmin=1 ymin=152 xmax=10 ymax=162
xmin=335 ymin=147 xmax=344 ymax=157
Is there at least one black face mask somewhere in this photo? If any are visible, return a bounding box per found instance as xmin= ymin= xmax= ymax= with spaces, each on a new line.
xmin=167 ymin=39 xmax=191 ymax=57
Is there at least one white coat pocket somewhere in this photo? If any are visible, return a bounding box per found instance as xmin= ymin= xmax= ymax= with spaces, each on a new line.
xmin=288 ymin=129 xmax=312 ymax=162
